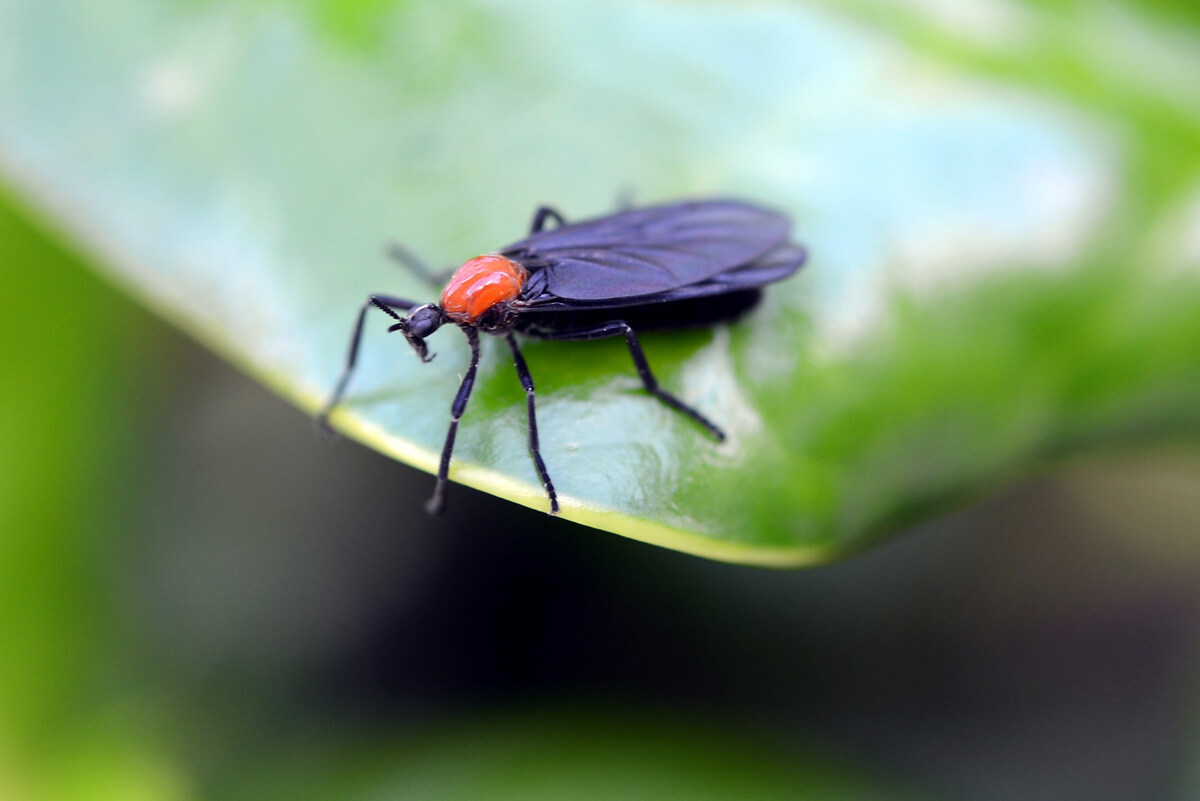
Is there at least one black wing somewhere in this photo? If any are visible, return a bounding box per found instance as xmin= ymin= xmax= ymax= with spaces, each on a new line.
xmin=502 ymin=199 xmax=791 ymax=302
xmin=516 ymin=244 xmax=807 ymax=312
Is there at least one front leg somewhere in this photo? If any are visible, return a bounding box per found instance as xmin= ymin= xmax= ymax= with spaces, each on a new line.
xmin=426 ymin=327 xmax=482 ymax=515
xmin=318 ymin=294 xmax=421 ymax=433
xmin=529 ymin=205 xmax=566 ymax=234
xmin=384 ymin=242 xmax=454 ymax=288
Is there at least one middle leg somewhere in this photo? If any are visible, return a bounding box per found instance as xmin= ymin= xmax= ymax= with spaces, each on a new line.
xmin=505 ymin=333 xmax=559 ymax=514
xmin=538 ymin=321 xmax=726 ymax=441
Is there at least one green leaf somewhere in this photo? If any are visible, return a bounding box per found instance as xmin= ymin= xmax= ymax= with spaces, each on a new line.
xmin=2 ymin=0 xmax=1198 ymax=564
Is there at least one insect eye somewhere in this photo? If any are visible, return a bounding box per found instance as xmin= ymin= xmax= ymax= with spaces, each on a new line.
xmin=406 ymin=305 xmax=442 ymax=340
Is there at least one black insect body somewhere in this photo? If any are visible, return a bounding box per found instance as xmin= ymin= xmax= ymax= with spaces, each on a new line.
xmin=319 ymin=199 xmax=807 ymax=514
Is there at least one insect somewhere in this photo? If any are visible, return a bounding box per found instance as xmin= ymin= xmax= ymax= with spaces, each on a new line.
xmin=318 ymin=198 xmax=807 ymax=515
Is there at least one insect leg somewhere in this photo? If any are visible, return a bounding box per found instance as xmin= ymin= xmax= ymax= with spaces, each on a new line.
xmin=318 ymin=294 xmax=421 ymax=434
xmin=541 ymin=321 xmax=726 ymax=441
xmin=505 ymin=333 xmax=559 ymax=515
xmin=427 ymin=327 xmax=482 ymax=515
xmin=384 ymin=242 xmax=452 ymax=288
xmin=529 ymin=206 xmax=566 ymax=233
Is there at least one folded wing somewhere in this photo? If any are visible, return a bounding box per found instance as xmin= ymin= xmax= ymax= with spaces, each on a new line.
xmin=504 ymin=200 xmax=792 ymax=301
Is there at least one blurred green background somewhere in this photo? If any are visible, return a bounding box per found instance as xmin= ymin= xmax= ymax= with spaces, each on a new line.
xmin=3 ymin=0 xmax=1200 ymax=798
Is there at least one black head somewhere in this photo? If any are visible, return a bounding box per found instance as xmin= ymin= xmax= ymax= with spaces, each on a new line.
xmin=388 ymin=303 xmax=445 ymax=363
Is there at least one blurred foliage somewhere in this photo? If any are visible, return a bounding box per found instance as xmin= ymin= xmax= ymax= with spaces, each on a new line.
xmin=230 ymin=711 xmax=924 ymax=801
xmin=0 ymin=189 xmax=186 ymax=799
xmin=2 ymin=0 xmax=1199 ymax=562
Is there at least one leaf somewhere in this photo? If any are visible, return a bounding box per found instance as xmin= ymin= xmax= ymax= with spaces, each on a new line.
xmin=2 ymin=0 xmax=1198 ymax=564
